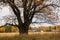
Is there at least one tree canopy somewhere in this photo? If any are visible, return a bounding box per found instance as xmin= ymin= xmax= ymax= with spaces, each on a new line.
xmin=0 ymin=0 xmax=60 ymax=34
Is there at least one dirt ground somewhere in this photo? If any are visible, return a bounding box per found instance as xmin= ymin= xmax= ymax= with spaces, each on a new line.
xmin=0 ymin=32 xmax=59 ymax=37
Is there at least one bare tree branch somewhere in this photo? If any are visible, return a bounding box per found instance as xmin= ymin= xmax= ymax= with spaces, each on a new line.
xmin=35 ymin=4 xmax=60 ymax=13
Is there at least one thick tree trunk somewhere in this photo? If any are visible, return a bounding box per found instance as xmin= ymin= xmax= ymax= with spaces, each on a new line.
xmin=18 ymin=24 xmax=29 ymax=34
xmin=6 ymin=0 xmax=31 ymax=34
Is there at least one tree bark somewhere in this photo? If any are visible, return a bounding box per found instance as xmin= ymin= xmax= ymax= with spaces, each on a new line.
xmin=18 ymin=24 xmax=29 ymax=34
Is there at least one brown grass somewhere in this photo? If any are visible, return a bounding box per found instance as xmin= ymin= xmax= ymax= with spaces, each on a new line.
xmin=0 ymin=32 xmax=59 ymax=37
xmin=0 ymin=32 xmax=60 ymax=40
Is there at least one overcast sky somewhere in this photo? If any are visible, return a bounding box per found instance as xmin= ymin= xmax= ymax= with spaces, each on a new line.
xmin=0 ymin=1 xmax=60 ymax=27
xmin=0 ymin=6 xmax=59 ymax=27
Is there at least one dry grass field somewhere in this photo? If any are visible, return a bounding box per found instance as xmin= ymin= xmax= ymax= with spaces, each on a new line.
xmin=0 ymin=32 xmax=60 ymax=40
xmin=28 ymin=32 xmax=59 ymax=35
xmin=0 ymin=32 xmax=59 ymax=37
xmin=0 ymin=32 xmax=19 ymax=37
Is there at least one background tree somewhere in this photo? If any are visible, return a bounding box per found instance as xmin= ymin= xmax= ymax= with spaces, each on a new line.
xmin=0 ymin=0 xmax=60 ymax=34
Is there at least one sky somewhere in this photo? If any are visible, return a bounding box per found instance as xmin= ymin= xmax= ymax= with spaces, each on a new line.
xmin=0 ymin=1 xmax=60 ymax=27
xmin=0 ymin=5 xmax=11 ymax=16
xmin=0 ymin=5 xmax=11 ymax=26
xmin=0 ymin=6 xmax=59 ymax=27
